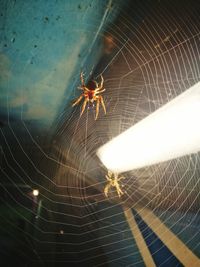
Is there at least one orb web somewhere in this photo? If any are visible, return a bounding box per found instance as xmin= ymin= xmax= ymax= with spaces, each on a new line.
xmin=0 ymin=0 xmax=200 ymax=266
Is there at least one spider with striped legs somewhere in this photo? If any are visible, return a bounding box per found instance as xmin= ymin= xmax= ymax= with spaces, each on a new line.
xmin=72 ymin=72 xmax=106 ymax=120
xmin=104 ymin=170 xmax=125 ymax=198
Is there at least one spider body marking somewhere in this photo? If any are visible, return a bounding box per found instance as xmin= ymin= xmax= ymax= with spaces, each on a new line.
xmin=72 ymin=72 xmax=106 ymax=120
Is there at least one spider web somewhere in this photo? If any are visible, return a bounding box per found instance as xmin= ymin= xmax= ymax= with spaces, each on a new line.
xmin=0 ymin=0 xmax=200 ymax=266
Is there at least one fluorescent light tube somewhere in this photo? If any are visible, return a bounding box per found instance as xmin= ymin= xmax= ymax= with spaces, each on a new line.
xmin=97 ymin=82 xmax=200 ymax=173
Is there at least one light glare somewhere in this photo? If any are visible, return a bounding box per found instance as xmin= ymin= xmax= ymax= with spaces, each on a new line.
xmin=33 ymin=189 xmax=39 ymax=196
xmin=97 ymin=82 xmax=200 ymax=173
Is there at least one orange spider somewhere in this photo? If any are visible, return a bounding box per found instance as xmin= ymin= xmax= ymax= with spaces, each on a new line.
xmin=72 ymin=72 xmax=106 ymax=120
xmin=104 ymin=170 xmax=125 ymax=198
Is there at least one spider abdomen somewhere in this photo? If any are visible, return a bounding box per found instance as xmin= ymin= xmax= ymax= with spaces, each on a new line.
xmin=87 ymin=80 xmax=97 ymax=90
xmin=87 ymin=90 xmax=95 ymax=100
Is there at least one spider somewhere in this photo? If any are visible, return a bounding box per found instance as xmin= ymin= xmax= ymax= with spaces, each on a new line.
xmin=104 ymin=170 xmax=125 ymax=198
xmin=72 ymin=72 xmax=106 ymax=120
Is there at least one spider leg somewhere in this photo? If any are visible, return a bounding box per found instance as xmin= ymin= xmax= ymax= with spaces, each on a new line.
xmin=95 ymin=74 xmax=104 ymax=91
xmin=116 ymin=184 xmax=124 ymax=197
xmin=80 ymin=97 xmax=88 ymax=116
xmin=79 ymin=72 xmax=90 ymax=91
xmin=95 ymin=98 xmax=100 ymax=120
xmin=105 ymin=175 xmax=112 ymax=181
xmin=72 ymin=95 xmax=83 ymax=107
xmin=118 ymin=176 xmax=125 ymax=181
xmin=78 ymin=86 xmax=90 ymax=92
xmin=84 ymin=87 xmax=90 ymax=92
xmin=100 ymin=95 xmax=106 ymax=114
xmin=104 ymin=184 xmax=110 ymax=198
xmin=80 ymin=72 xmax=85 ymax=86
xmin=108 ymin=170 xmax=113 ymax=176
xmin=100 ymin=74 xmax=104 ymax=88
xmin=96 ymin=88 xmax=106 ymax=94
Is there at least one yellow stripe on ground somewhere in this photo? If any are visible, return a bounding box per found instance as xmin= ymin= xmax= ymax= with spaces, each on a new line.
xmin=135 ymin=206 xmax=200 ymax=267
xmin=123 ymin=208 xmax=156 ymax=267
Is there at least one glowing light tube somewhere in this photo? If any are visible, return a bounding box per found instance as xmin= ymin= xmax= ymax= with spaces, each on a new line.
xmin=97 ymin=82 xmax=200 ymax=173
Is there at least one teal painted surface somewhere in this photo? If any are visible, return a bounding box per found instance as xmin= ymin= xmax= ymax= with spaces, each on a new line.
xmin=0 ymin=0 xmax=119 ymax=128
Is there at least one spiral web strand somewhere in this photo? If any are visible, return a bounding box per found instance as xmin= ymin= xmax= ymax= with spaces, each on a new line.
xmin=0 ymin=1 xmax=200 ymax=266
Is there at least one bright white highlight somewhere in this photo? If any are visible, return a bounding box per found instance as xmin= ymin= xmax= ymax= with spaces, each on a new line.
xmin=32 ymin=189 xmax=39 ymax=196
xmin=97 ymin=82 xmax=200 ymax=173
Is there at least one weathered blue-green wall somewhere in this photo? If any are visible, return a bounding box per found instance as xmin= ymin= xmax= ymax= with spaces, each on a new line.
xmin=0 ymin=0 xmax=120 ymax=129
